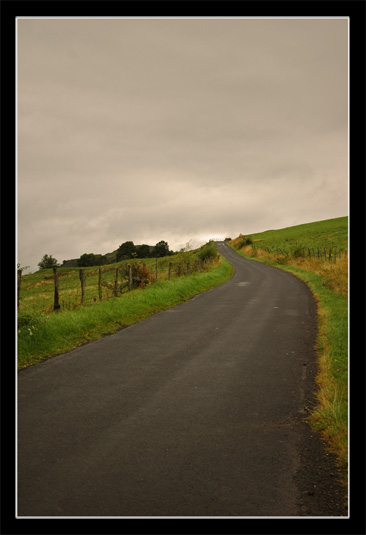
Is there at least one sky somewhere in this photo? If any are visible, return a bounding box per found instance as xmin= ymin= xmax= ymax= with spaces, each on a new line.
xmin=17 ymin=17 xmax=349 ymax=273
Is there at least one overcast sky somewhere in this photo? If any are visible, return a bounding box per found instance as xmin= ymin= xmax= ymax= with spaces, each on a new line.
xmin=17 ymin=17 xmax=348 ymax=273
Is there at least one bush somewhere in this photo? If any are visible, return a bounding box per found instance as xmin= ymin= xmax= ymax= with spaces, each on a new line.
xmin=197 ymin=242 xmax=218 ymax=262
xmin=238 ymin=236 xmax=253 ymax=248
xmin=119 ymin=262 xmax=155 ymax=289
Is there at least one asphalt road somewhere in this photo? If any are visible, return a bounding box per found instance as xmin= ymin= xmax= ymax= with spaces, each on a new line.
xmin=17 ymin=243 xmax=347 ymax=517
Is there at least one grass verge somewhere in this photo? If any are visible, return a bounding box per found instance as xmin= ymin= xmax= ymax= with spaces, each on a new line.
xmin=17 ymin=255 xmax=233 ymax=369
xmin=229 ymin=245 xmax=348 ymax=475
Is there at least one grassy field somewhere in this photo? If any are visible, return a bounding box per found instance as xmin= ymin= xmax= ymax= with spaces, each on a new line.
xmin=17 ymin=243 xmax=233 ymax=369
xmin=18 ymin=247 xmax=216 ymax=315
xmin=229 ymin=216 xmax=349 ymax=482
xmin=238 ymin=216 xmax=348 ymax=256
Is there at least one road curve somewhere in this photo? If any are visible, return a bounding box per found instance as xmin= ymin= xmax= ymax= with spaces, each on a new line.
xmin=17 ymin=243 xmax=345 ymax=517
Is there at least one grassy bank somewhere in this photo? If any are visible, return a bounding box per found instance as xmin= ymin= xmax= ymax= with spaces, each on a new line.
xmin=18 ymin=246 xmax=219 ymax=314
xmin=229 ymin=217 xmax=348 ymax=475
xmin=239 ymin=216 xmax=348 ymax=255
xmin=17 ymin=252 xmax=233 ymax=369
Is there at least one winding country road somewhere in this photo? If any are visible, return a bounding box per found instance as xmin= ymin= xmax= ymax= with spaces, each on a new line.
xmin=17 ymin=243 xmax=346 ymax=517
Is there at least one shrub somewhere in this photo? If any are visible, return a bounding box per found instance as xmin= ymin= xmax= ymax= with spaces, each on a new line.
xmin=197 ymin=242 xmax=218 ymax=262
xmin=238 ymin=236 xmax=253 ymax=248
xmin=119 ymin=262 xmax=155 ymax=289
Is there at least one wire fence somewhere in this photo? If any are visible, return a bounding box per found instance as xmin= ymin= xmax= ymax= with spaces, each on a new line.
xmin=17 ymin=254 xmax=216 ymax=314
xmin=251 ymin=245 xmax=347 ymax=263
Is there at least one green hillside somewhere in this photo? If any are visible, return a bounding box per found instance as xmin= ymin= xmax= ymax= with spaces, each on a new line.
xmin=244 ymin=216 xmax=348 ymax=253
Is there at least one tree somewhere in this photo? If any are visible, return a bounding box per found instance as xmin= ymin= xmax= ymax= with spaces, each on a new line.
xmin=180 ymin=240 xmax=192 ymax=253
xmin=77 ymin=253 xmax=107 ymax=267
xmin=38 ymin=254 xmax=59 ymax=270
xmin=136 ymin=244 xmax=151 ymax=258
xmin=151 ymin=240 xmax=171 ymax=258
xmin=116 ymin=241 xmax=137 ymax=261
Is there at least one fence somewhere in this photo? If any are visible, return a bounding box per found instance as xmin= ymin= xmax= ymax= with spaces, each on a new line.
xmin=17 ymin=255 xmax=214 ymax=313
xmin=250 ymin=245 xmax=347 ymax=263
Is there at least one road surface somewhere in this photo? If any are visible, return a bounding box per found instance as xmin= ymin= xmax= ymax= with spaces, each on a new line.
xmin=17 ymin=243 xmax=346 ymax=517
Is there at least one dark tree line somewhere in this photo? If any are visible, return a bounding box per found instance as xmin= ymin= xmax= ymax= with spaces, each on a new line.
xmin=38 ymin=241 xmax=175 ymax=270
xmin=115 ymin=240 xmax=174 ymax=261
xmin=77 ymin=253 xmax=107 ymax=267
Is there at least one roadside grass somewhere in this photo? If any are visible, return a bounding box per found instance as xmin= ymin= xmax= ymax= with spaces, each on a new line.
xmin=229 ymin=238 xmax=348 ymax=477
xmin=17 ymin=252 xmax=233 ymax=369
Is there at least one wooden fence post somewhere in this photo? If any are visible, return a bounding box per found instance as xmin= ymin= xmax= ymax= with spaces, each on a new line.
xmin=98 ymin=268 xmax=102 ymax=301
xmin=168 ymin=262 xmax=172 ymax=280
xmin=114 ymin=268 xmax=119 ymax=297
xmin=79 ymin=269 xmax=86 ymax=305
xmin=128 ymin=264 xmax=133 ymax=291
xmin=155 ymin=258 xmax=158 ymax=282
xmin=17 ymin=269 xmax=22 ymax=310
xmin=53 ymin=267 xmax=61 ymax=311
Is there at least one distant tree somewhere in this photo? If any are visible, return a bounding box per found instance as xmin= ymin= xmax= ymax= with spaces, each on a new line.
xmin=77 ymin=253 xmax=107 ymax=267
xmin=136 ymin=244 xmax=151 ymax=258
xmin=151 ymin=240 xmax=171 ymax=258
xmin=183 ymin=240 xmax=192 ymax=252
xmin=77 ymin=254 xmax=93 ymax=267
xmin=38 ymin=254 xmax=59 ymax=270
xmin=61 ymin=258 xmax=78 ymax=268
xmin=116 ymin=241 xmax=137 ymax=261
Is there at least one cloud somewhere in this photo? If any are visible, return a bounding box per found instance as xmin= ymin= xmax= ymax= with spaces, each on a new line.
xmin=17 ymin=17 xmax=348 ymax=273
